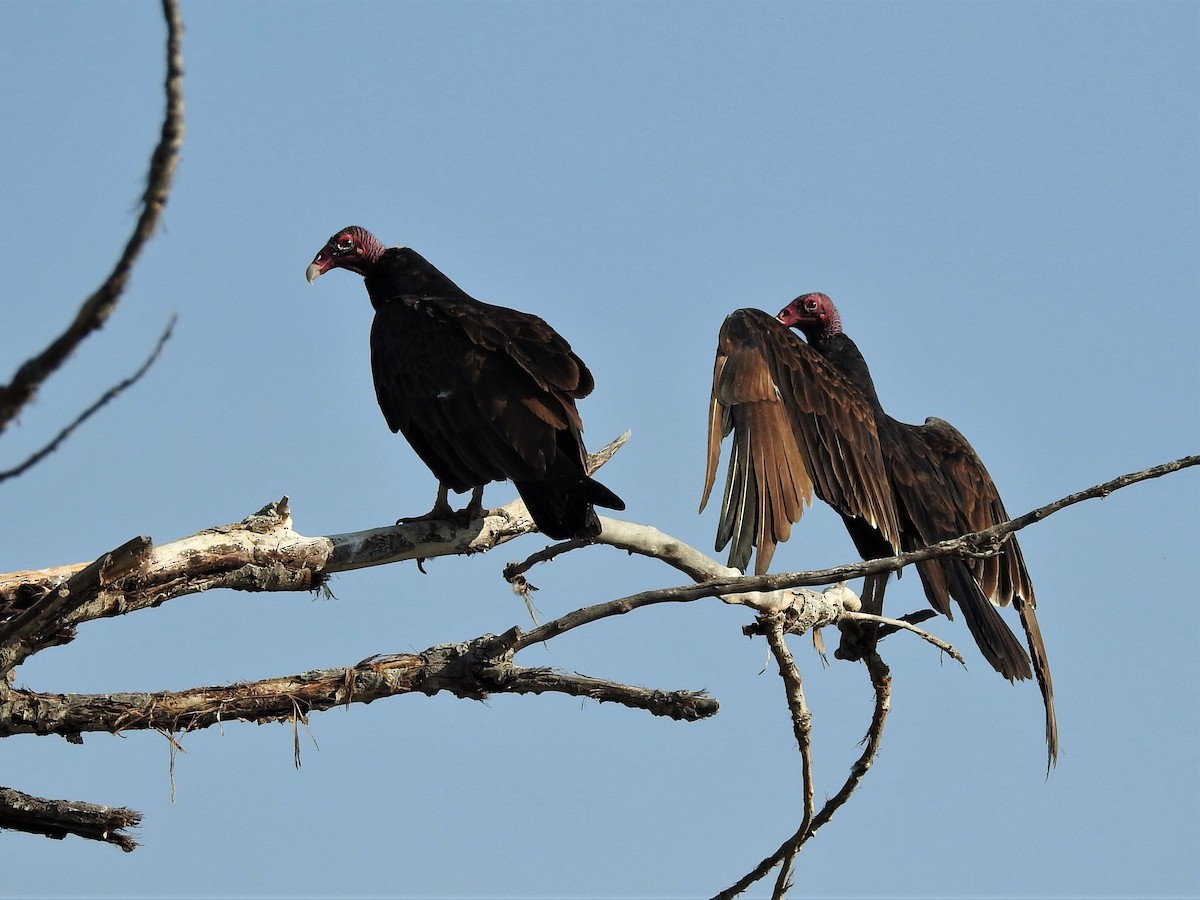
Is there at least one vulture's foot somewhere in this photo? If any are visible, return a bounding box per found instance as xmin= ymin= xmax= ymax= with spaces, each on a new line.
xmin=396 ymin=483 xmax=455 ymax=526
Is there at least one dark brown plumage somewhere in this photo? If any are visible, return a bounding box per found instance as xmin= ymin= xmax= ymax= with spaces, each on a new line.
xmin=705 ymin=294 xmax=1056 ymax=765
xmin=307 ymin=226 xmax=623 ymax=540
xmin=701 ymin=308 xmax=902 ymax=576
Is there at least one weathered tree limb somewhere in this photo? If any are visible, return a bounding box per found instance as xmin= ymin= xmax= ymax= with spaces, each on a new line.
xmin=0 ymin=430 xmax=634 ymax=620
xmin=0 ymin=786 xmax=141 ymax=852
xmin=0 ymin=635 xmax=716 ymax=741
xmin=1 ymin=451 xmax=1184 ymax=679
xmin=508 ymin=515 xmax=742 ymax=587
xmin=0 ymin=0 xmax=184 ymax=439
xmin=0 ymin=536 xmax=153 ymax=678
xmin=4 ymin=453 xmax=1188 ymax=673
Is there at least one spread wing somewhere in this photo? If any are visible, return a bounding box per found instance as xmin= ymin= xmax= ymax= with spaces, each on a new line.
xmin=701 ymin=308 xmax=901 ymax=575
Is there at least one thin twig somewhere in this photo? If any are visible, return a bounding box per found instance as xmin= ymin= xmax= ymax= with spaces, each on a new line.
xmin=0 ymin=0 xmax=184 ymax=437
xmin=564 ymin=453 xmax=1200 ymax=616
xmin=761 ymin=619 xmax=814 ymax=899
xmin=0 ymin=317 xmax=176 ymax=484
xmin=715 ymin=654 xmax=893 ymax=900
xmin=502 ymin=538 xmax=587 ymax=586
xmin=838 ymin=610 xmax=965 ymax=665
xmin=807 ymin=653 xmax=892 ymax=835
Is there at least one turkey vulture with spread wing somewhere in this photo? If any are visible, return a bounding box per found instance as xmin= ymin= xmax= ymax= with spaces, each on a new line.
xmin=701 ymin=308 xmax=902 ymax=577
xmin=704 ymin=295 xmax=1056 ymax=764
xmin=306 ymin=226 xmax=624 ymax=540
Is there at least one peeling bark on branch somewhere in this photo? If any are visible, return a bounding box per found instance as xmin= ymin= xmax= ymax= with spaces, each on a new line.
xmin=0 ymin=435 xmax=637 ymax=626
xmin=0 ymin=536 xmax=152 ymax=678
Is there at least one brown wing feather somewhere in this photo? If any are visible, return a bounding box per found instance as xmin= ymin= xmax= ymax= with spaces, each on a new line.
xmin=703 ymin=309 xmax=900 ymax=575
xmin=919 ymin=416 xmax=1057 ymax=764
xmin=877 ymin=417 xmax=1032 ymax=677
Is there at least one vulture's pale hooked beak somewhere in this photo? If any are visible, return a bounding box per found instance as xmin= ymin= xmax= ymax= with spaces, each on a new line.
xmin=305 ymin=261 xmax=324 ymax=283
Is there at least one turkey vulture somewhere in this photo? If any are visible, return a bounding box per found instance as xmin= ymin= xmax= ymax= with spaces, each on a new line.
xmin=306 ymin=226 xmax=624 ymax=540
xmin=704 ymin=295 xmax=1056 ymax=764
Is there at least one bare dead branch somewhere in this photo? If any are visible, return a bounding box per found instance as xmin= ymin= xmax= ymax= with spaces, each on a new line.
xmin=716 ymin=653 xmax=893 ymax=900
xmin=585 ymin=429 xmax=631 ymax=473
xmin=0 ymin=0 xmax=184 ymax=439
xmin=0 ymin=786 xmax=141 ymax=852
xmin=1 ymin=453 xmax=1187 ymax=681
xmin=0 ymin=638 xmax=715 ymax=740
xmin=761 ymin=618 xmax=815 ymax=899
xmin=0 ymin=316 xmax=176 ymax=485
xmin=809 ymin=652 xmax=892 ymax=834
xmin=500 ymin=454 xmax=1200 ymax=639
xmin=556 ymin=453 xmax=1200 ymax=613
xmin=503 ymin=538 xmax=588 ymax=589
xmin=484 ymin=665 xmax=718 ymax=721
xmin=838 ymin=610 xmax=965 ymax=665
xmin=0 ymin=435 xmax=632 ymax=630
xmin=0 ymin=438 xmax=1190 ymax=863
xmin=0 ymin=536 xmax=153 ymax=677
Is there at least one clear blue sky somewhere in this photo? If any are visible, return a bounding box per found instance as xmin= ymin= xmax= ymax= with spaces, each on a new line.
xmin=2 ymin=2 xmax=1197 ymax=897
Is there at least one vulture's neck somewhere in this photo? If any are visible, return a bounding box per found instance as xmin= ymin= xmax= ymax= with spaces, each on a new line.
xmin=364 ymin=247 xmax=468 ymax=310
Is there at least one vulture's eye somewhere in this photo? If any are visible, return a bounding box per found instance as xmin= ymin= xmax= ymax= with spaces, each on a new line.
xmin=336 ymin=239 xmax=354 ymax=253
xmin=804 ymin=299 xmax=818 ymax=311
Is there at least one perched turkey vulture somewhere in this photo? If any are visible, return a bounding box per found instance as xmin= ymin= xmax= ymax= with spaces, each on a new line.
xmin=704 ymin=294 xmax=1056 ymax=764
xmin=306 ymin=226 xmax=624 ymax=540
